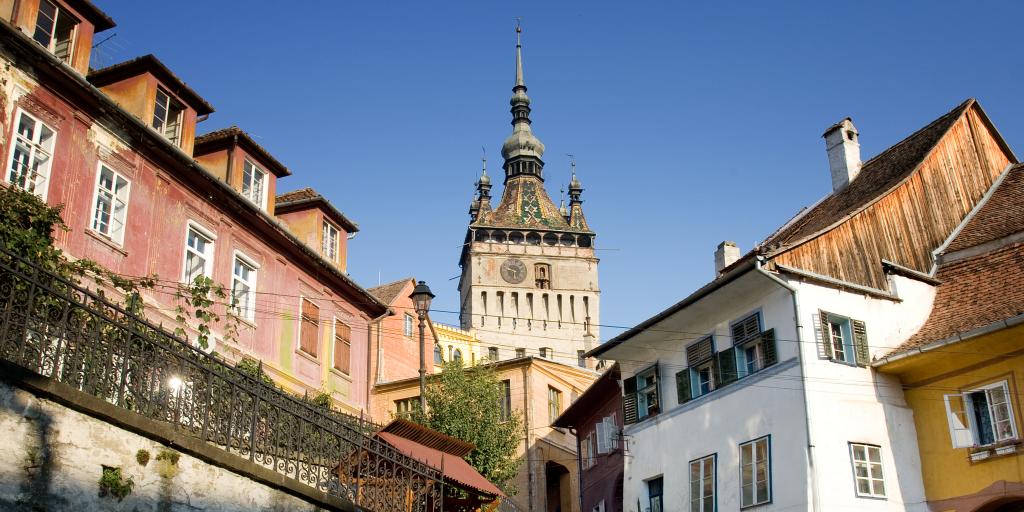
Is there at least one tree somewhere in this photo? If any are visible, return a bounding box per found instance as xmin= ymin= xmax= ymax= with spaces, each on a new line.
xmin=411 ymin=360 xmax=523 ymax=494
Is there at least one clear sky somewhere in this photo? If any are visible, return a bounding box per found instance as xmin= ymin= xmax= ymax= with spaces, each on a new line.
xmin=98 ymin=1 xmax=1024 ymax=340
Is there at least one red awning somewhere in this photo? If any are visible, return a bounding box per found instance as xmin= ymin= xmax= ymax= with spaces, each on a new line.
xmin=377 ymin=431 xmax=505 ymax=498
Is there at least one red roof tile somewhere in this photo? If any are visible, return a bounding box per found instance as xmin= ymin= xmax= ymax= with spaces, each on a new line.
xmin=946 ymin=163 xmax=1024 ymax=252
xmin=377 ymin=431 xmax=504 ymax=497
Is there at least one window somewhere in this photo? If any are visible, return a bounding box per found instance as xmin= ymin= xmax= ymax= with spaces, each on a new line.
xmin=849 ymin=443 xmax=885 ymax=498
xmin=32 ymin=0 xmax=78 ymax=64
xmin=624 ymin=365 xmax=660 ymax=424
xmin=689 ymin=454 xmax=715 ymax=512
xmin=183 ymin=224 xmax=214 ymax=283
xmin=241 ymin=159 xmax=267 ymax=208
xmin=578 ymin=350 xmax=586 ymax=368
xmin=488 ymin=346 xmax=499 ymax=361
xmin=647 ymin=477 xmax=663 ymax=512
xmin=152 ymin=88 xmax=184 ymax=146
xmin=596 ymin=413 xmax=618 ymax=454
xmin=515 ymin=348 xmax=526 ymax=358
xmin=299 ymin=298 xmax=320 ymax=356
xmin=820 ymin=310 xmax=869 ymax=366
xmin=322 ymin=221 xmax=340 ymax=262
xmin=592 ymin=500 xmax=605 ymax=512
xmin=535 ymin=263 xmax=551 ymax=289
xmin=231 ymin=253 xmax=257 ymax=322
xmin=89 ymin=164 xmax=131 ymax=245
xmin=539 ymin=347 xmax=551 ymax=359
xmin=453 ymin=349 xmax=463 ymax=364
xmin=404 ymin=313 xmax=414 ymax=337
xmin=333 ymin=319 xmax=351 ymax=374
xmin=945 ymin=380 xmax=1018 ymax=448
xmin=433 ymin=344 xmax=443 ymax=364
xmin=740 ymin=436 xmax=771 ymax=507
xmin=6 ymin=109 xmax=56 ymax=198
xmin=548 ymin=386 xmax=562 ymax=423
xmin=395 ymin=397 xmax=420 ymax=417
xmin=582 ymin=432 xmax=594 ymax=470
xmin=499 ymin=380 xmax=512 ymax=421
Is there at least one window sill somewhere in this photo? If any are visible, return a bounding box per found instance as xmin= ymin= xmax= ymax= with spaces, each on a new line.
xmin=295 ymin=349 xmax=320 ymax=365
xmin=969 ymin=440 xmax=1019 ymax=462
xmin=85 ymin=229 xmax=128 ymax=256
xmin=329 ymin=367 xmax=352 ymax=381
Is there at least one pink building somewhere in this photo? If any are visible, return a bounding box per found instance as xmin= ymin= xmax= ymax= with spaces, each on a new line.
xmin=0 ymin=0 xmax=388 ymax=414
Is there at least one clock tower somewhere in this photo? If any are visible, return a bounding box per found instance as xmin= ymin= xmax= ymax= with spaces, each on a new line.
xmin=458 ymin=26 xmax=599 ymax=368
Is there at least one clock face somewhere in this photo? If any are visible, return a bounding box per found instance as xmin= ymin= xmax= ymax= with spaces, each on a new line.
xmin=500 ymin=258 xmax=527 ymax=284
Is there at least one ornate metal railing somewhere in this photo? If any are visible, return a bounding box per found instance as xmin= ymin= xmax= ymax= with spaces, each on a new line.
xmin=0 ymin=248 xmax=447 ymax=511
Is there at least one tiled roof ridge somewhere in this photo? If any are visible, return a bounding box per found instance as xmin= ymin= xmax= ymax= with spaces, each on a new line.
xmin=88 ymin=54 xmax=214 ymax=115
xmin=367 ymin=278 xmax=413 ymax=305
xmin=195 ymin=125 xmax=292 ymax=177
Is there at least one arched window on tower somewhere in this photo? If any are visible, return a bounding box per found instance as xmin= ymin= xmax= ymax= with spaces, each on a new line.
xmin=535 ymin=263 xmax=551 ymax=289
xmin=434 ymin=344 xmax=443 ymax=364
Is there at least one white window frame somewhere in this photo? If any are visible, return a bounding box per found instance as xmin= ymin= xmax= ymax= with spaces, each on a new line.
xmin=582 ymin=431 xmax=593 ymax=470
xmin=33 ymin=0 xmax=78 ymax=64
xmin=181 ymin=221 xmax=216 ymax=284
xmin=829 ymin=316 xmax=856 ymax=364
xmin=230 ymin=251 xmax=258 ymax=323
xmin=6 ymin=108 xmax=57 ymax=199
xmin=689 ymin=454 xmax=716 ymax=512
xmin=945 ymin=380 xmax=1019 ymax=448
xmin=404 ymin=313 xmax=414 ymax=337
xmin=152 ymin=88 xmax=183 ymax=145
xmin=241 ymin=159 xmax=268 ymax=209
xmin=636 ymin=366 xmax=659 ymax=420
xmin=88 ymin=163 xmax=131 ymax=245
xmin=592 ymin=500 xmax=605 ymax=512
xmin=322 ymin=220 xmax=340 ymax=262
xmin=849 ymin=443 xmax=886 ymax=498
xmin=740 ymin=436 xmax=771 ymax=508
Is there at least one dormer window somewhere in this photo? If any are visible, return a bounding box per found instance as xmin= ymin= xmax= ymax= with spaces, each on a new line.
xmin=33 ymin=0 xmax=78 ymax=65
xmin=322 ymin=221 xmax=340 ymax=262
xmin=241 ymin=159 xmax=267 ymax=209
xmin=153 ymin=88 xmax=184 ymax=145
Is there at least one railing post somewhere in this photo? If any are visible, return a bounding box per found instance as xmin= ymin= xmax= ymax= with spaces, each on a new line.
xmin=249 ymin=388 xmax=259 ymax=461
xmin=15 ymin=264 xmax=41 ymax=365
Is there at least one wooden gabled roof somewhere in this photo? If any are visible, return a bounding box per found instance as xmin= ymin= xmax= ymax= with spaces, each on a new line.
xmin=764 ymin=99 xmax=975 ymax=253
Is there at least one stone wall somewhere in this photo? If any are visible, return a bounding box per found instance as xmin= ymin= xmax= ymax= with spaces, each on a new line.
xmin=0 ymin=380 xmax=329 ymax=512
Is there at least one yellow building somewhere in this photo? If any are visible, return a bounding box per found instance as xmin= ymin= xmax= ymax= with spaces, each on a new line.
xmin=431 ymin=322 xmax=483 ymax=369
xmin=876 ymin=164 xmax=1024 ymax=511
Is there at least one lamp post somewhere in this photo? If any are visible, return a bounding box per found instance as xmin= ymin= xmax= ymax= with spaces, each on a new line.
xmin=410 ymin=280 xmax=434 ymax=413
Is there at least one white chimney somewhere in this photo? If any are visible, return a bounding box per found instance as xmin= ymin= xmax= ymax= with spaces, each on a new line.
xmin=714 ymin=241 xmax=740 ymax=276
xmin=823 ymin=118 xmax=862 ymax=192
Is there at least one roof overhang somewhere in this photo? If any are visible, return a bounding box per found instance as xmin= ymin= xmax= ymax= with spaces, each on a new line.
xmin=88 ymin=54 xmax=214 ymax=115
xmin=194 ymin=127 xmax=292 ymax=177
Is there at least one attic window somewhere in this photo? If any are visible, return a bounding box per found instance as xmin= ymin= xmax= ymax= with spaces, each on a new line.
xmin=33 ymin=0 xmax=78 ymax=65
xmin=153 ymin=88 xmax=184 ymax=146
xmin=241 ymin=160 xmax=268 ymax=209
xmin=322 ymin=221 xmax=340 ymax=262
xmin=846 ymin=130 xmax=855 ymax=141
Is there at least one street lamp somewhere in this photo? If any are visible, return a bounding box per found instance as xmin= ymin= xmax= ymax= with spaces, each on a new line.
xmin=409 ymin=280 xmax=434 ymax=413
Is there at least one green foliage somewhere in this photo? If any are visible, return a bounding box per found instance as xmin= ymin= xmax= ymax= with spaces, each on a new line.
xmin=174 ymin=275 xmax=238 ymax=349
xmin=411 ymin=361 xmax=523 ymax=494
xmin=308 ymin=390 xmax=332 ymax=409
xmin=135 ymin=449 xmax=150 ymax=466
xmin=235 ymin=357 xmax=276 ymax=388
xmin=98 ymin=465 xmax=134 ymax=501
xmin=154 ymin=449 xmax=180 ymax=465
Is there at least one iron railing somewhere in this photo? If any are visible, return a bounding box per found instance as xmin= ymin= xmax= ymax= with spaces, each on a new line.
xmin=0 ymin=248 xmax=447 ymax=511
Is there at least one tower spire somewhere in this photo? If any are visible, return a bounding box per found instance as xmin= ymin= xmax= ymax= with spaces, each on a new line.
xmin=501 ymin=21 xmax=545 ymax=179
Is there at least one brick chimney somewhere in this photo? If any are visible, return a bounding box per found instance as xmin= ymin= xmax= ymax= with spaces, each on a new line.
xmin=714 ymin=241 xmax=740 ymax=276
xmin=823 ymin=118 xmax=861 ymax=192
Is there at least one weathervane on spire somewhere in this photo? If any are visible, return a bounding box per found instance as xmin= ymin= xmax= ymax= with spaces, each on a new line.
xmin=481 ymin=146 xmax=488 ymax=176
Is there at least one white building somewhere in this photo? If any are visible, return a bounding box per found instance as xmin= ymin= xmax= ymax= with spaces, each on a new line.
xmin=589 ymin=99 xmax=1017 ymax=512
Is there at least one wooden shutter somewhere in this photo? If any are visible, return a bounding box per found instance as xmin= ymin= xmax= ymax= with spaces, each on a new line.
xmin=716 ymin=347 xmax=738 ymax=387
xmin=763 ymin=329 xmax=778 ymax=367
xmin=596 ymin=421 xmax=609 ymax=454
xmin=686 ymin=337 xmax=714 ymax=365
xmin=333 ymin=321 xmax=351 ymax=374
xmin=676 ymin=369 xmax=692 ymax=405
xmin=731 ymin=313 xmax=761 ymax=345
xmin=819 ymin=310 xmax=833 ymax=359
xmin=650 ymin=365 xmax=660 ymax=414
xmin=852 ymin=319 xmax=869 ymax=367
xmin=300 ymin=299 xmax=320 ymax=356
xmin=622 ymin=376 xmax=638 ymax=425
xmin=943 ymin=394 xmax=974 ymax=448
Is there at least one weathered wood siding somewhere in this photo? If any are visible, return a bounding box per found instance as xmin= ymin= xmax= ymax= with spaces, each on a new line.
xmin=772 ymin=106 xmax=1013 ymax=290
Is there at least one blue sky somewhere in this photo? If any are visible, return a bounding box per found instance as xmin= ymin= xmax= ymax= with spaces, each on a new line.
xmin=98 ymin=1 xmax=1024 ymax=340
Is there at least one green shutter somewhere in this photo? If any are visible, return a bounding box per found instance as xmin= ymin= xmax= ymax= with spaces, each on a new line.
xmin=716 ymin=347 xmax=738 ymax=386
xmin=763 ymin=329 xmax=778 ymax=367
xmin=819 ymin=310 xmax=833 ymax=360
xmin=622 ymin=376 xmax=638 ymax=425
xmin=676 ymin=369 xmax=692 ymax=404
xmin=852 ymin=320 xmax=869 ymax=367
xmin=650 ymin=364 xmax=661 ymax=414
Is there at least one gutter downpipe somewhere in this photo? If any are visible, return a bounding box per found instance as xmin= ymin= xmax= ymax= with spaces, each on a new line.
xmin=755 ymin=257 xmax=820 ymax=512
xmin=570 ymin=426 xmax=584 ymax=512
